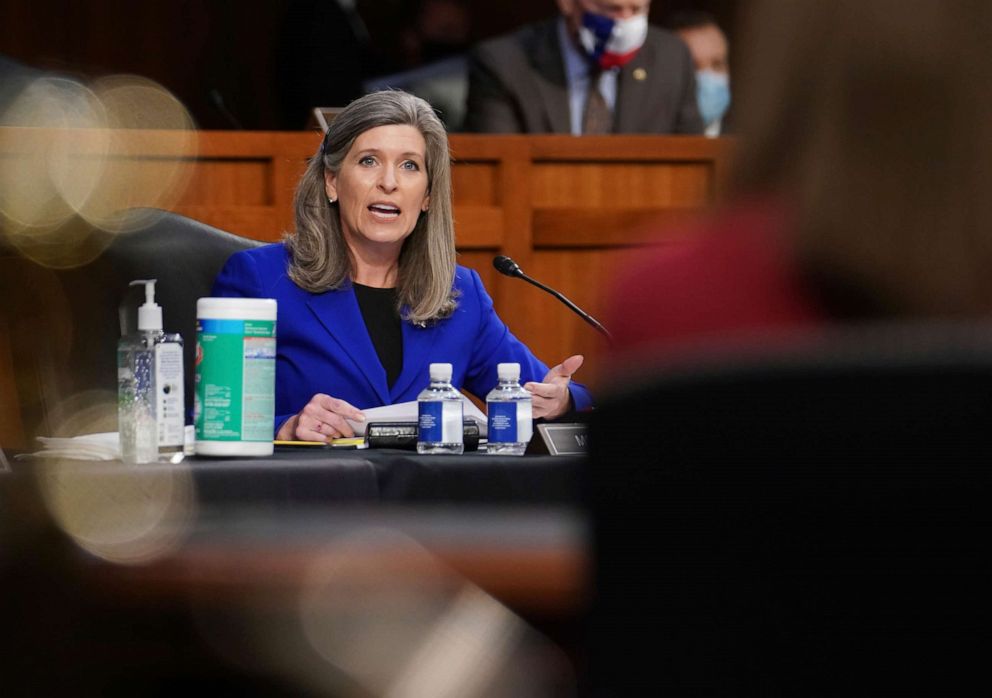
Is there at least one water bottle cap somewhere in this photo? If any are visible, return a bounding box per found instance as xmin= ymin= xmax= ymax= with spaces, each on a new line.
xmin=497 ymin=363 xmax=520 ymax=381
xmin=429 ymin=362 xmax=453 ymax=381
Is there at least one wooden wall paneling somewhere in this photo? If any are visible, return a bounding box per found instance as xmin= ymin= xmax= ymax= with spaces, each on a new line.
xmin=526 ymin=249 xmax=624 ymax=390
xmin=532 ymin=208 xmax=709 ymax=247
xmin=521 ymin=136 xmax=732 ymax=386
xmin=531 ymin=161 xmax=711 ymax=206
xmin=451 ymin=157 xmax=503 ymax=250
xmin=181 ymin=159 xmax=271 ymax=206
xmin=526 ymin=134 xmax=726 ymax=160
xmin=176 ymin=131 xmax=318 ymax=240
xmin=490 ymin=138 xmax=539 ymax=355
xmin=273 ymin=132 xmax=321 ymax=235
xmin=449 ymin=162 xmax=500 ymax=205
xmin=452 ymin=205 xmax=504 ymax=249
xmin=174 ymin=205 xmax=281 ymax=242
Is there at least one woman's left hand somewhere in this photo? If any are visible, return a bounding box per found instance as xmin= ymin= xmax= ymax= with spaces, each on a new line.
xmin=524 ymin=354 xmax=584 ymax=420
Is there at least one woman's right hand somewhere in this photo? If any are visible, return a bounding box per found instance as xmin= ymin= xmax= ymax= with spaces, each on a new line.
xmin=277 ymin=394 xmax=366 ymax=442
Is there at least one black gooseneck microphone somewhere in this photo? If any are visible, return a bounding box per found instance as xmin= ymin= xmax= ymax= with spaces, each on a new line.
xmin=493 ymin=255 xmax=612 ymax=342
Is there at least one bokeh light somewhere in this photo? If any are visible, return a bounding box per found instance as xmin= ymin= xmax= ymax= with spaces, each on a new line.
xmin=37 ymin=457 xmax=197 ymax=565
xmin=281 ymin=527 xmax=549 ymax=697
xmin=42 ymin=390 xmax=118 ymax=438
xmin=0 ymin=73 xmax=197 ymax=268
xmin=83 ymin=75 xmax=197 ymax=233
xmin=0 ymin=77 xmax=106 ymax=231
xmin=33 ymin=389 xmax=197 ymax=565
xmin=386 ymin=587 xmax=526 ymax=698
xmin=297 ymin=528 xmax=452 ymax=695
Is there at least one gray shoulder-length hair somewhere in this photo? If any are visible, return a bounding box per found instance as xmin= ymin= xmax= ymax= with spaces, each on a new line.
xmin=286 ymin=90 xmax=457 ymax=324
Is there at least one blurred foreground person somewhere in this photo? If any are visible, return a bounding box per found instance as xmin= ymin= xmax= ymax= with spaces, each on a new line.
xmin=591 ymin=4 xmax=992 ymax=695
xmin=609 ymin=0 xmax=992 ymax=358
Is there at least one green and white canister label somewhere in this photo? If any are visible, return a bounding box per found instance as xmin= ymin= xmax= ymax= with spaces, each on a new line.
xmin=195 ymin=298 xmax=277 ymax=456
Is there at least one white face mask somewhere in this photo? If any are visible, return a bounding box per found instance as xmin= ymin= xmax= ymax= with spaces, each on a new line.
xmin=577 ymin=12 xmax=649 ymax=69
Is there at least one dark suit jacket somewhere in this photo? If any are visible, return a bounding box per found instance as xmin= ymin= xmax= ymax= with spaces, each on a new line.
xmin=464 ymin=18 xmax=703 ymax=134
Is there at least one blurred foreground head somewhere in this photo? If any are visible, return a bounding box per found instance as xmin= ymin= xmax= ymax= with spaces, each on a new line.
xmin=732 ymin=0 xmax=992 ymax=318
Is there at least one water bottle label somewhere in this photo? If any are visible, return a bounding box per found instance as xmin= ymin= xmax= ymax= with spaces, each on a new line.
xmin=419 ymin=400 xmax=464 ymax=443
xmin=518 ymin=400 xmax=533 ymax=442
xmin=443 ymin=400 xmax=463 ymax=442
xmin=488 ymin=402 xmax=518 ymax=443
xmin=419 ymin=401 xmax=443 ymax=443
xmin=488 ymin=400 xmax=533 ymax=444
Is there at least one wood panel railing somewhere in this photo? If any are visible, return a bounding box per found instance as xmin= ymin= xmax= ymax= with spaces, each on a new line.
xmin=0 ymin=129 xmax=732 ymax=447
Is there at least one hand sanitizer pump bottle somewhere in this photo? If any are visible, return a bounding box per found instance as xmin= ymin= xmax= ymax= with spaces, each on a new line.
xmin=486 ymin=362 xmax=533 ymax=455
xmin=117 ymin=280 xmax=185 ymax=464
xmin=417 ymin=363 xmax=464 ymax=454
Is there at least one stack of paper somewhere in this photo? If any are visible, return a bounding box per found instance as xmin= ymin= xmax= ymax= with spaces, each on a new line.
xmin=347 ymin=398 xmax=488 ymax=437
xmin=21 ymin=426 xmax=196 ymax=461
xmin=30 ymin=432 xmax=121 ymax=461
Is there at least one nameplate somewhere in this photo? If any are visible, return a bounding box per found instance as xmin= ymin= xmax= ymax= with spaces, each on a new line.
xmin=531 ymin=423 xmax=588 ymax=456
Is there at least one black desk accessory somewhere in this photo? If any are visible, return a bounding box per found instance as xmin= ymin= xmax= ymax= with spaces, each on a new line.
xmin=365 ymin=420 xmax=481 ymax=451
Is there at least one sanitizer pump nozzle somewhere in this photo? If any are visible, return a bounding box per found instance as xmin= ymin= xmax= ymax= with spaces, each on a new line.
xmin=131 ymin=279 xmax=163 ymax=332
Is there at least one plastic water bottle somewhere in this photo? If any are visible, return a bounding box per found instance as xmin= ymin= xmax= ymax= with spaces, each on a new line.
xmin=417 ymin=363 xmax=464 ymax=454
xmin=485 ymin=363 xmax=533 ymax=455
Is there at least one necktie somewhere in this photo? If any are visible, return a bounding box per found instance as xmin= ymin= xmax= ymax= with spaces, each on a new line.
xmin=582 ymin=69 xmax=612 ymax=135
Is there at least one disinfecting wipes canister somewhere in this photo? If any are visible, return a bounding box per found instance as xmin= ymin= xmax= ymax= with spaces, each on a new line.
xmin=194 ymin=297 xmax=277 ymax=456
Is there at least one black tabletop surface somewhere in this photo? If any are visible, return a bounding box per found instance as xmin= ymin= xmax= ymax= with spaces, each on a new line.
xmin=8 ymin=447 xmax=585 ymax=508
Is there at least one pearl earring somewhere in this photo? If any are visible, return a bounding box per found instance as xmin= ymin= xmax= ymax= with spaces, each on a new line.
xmin=328 ymin=196 xmax=337 ymax=204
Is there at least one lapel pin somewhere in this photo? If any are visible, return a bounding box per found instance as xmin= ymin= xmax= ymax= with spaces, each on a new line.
xmin=633 ymin=68 xmax=647 ymax=81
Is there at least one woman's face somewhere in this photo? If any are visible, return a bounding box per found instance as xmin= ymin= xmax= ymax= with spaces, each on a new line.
xmin=325 ymin=124 xmax=431 ymax=259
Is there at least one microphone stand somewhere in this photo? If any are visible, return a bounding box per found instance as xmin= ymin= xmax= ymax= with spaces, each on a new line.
xmin=494 ymin=256 xmax=613 ymax=343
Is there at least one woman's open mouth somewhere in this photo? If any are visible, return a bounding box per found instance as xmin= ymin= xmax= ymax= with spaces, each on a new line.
xmin=368 ymin=203 xmax=401 ymax=221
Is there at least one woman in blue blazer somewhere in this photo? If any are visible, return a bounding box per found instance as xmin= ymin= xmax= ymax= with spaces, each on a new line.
xmin=213 ymin=91 xmax=591 ymax=440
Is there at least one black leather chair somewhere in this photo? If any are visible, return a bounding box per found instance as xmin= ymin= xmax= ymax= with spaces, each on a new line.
xmin=1 ymin=210 xmax=261 ymax=443
xmin=586 ymin=325 xmax=992 ymax=696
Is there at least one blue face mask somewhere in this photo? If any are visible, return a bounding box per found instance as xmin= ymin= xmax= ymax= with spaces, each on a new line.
xmin=695 ymin=69 xmax=731 ymax=127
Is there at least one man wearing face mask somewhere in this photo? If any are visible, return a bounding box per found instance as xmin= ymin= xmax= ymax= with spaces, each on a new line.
xmin=668 ymin=10 xmax=731 ymax=137
xmin=464 ymin=0 xmax=703 ymax=134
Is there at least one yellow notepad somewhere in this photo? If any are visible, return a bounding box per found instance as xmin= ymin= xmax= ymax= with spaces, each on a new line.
xmin=274 ymin=438 xmax=367 ymax=448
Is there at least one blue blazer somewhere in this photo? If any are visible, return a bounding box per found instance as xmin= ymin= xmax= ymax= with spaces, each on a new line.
xmin=211 ymin=244 xmax=592 ymax=433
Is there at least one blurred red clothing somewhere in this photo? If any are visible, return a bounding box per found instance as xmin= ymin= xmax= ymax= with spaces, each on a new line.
xmin=608 ymin=200 xmax=826 ymax=357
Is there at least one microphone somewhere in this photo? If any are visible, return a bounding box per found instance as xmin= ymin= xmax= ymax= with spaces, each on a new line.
xmin=493 ymin=255 xmax=523 ymax=278
xmin=493 ymin=255 xmax=612 ymax=342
